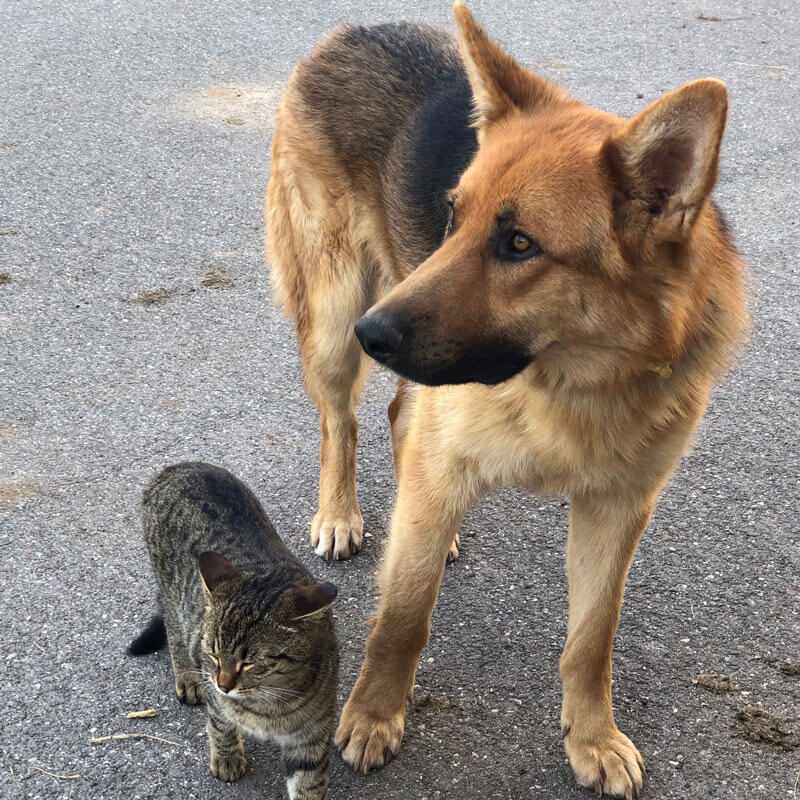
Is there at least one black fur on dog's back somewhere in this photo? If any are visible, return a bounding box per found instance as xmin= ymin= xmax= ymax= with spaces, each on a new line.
xmin=294 ymin=23 xmax=478 ymax=270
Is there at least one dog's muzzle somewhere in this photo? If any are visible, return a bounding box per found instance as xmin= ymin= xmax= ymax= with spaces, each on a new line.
xmin=354 ymin=310 xmax=404 ymax=365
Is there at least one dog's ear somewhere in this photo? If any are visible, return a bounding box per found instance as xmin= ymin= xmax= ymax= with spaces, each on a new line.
xmin=602 ymin=79 xmax=728 ymax=245
xmin=453 ymin=1 xmax=564 ymax=132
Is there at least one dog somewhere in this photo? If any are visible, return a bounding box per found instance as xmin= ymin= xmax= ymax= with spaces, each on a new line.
xmin=265 ymin=3 xmax=748 ymax=796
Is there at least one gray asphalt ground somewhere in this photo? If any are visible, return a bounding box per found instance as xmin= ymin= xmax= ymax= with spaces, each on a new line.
xmin=1 ymin=1 xmax=798 ymax=798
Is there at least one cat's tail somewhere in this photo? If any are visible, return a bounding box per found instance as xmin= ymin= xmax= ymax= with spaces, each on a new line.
xmin=127 ymin=615 xmax=167 ymax=655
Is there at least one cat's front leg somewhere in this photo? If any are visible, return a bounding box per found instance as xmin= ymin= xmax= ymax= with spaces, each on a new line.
xmin=206 ymin=710 xmax=247 ymax=782
xmin=282 ymin=744 xmax=331 ymax=799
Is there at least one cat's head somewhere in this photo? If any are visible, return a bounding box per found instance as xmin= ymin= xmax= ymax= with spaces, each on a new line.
xmin=196 ymin=551 xmax=337 ymax=699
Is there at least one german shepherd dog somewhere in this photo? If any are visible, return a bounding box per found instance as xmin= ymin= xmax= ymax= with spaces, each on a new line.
xmin=265 ymin=3 xmax=748 ymax=796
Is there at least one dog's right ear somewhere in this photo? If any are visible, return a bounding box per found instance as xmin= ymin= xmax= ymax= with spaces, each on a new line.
xmin=198 ymin=551 xmax=241 ymax=595
xmin=453 ymin=1 xmax=565 ymax=133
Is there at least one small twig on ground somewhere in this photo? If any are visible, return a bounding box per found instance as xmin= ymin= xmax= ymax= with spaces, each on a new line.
xmin=89 ymin=732 xmax=179 ymax=746
xmin=30 ymin=765 xmax=81 ymax=780
xmin=696 ymin=14 xmax=749 ymax=22
xmin=126 ymin=709 xmax=158 ymax=719
xmin=735 ymin=62 xmax=789 ymax=70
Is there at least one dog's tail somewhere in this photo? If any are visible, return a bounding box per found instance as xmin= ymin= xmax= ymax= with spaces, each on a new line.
xmin=127 ymin=614 xmax=167 ymax=656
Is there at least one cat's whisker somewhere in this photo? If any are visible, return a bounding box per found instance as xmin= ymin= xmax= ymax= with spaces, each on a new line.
xmin=257 ymin=685 xmax=304 ymax=698
xmin=252 ymin=687 xmax=300 ymax=704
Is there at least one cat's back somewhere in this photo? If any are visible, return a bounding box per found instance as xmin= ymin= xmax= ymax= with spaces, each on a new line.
xmin=142 ymin=462 xmax=294 ymax=569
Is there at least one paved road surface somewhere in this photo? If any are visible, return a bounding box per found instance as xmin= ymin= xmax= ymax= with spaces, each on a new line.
xmin=1 ymin=1 xmax=798 ymax=798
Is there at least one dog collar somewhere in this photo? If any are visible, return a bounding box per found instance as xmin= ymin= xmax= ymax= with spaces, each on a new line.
xmin=647 ymin=361 xmax=673 ymax=378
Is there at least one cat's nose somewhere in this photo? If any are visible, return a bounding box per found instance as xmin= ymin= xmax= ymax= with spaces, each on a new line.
xmin=217 ymin=671 xmax=237 ymax=693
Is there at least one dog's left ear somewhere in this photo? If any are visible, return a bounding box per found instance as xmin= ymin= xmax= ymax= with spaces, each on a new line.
xmin=602 ymin=79 xmax=728 ymax=245
xmin=453 ymin=1 xmax=565 ymax=132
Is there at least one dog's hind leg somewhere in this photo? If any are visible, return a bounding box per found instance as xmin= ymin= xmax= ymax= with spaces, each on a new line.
xmin=387 ymin=380 xmax=411 ymax=480
xmin=299 ymin=254 xmax=378 ymax=560
xmin=267 ymin=110 xmax=383 ymax=560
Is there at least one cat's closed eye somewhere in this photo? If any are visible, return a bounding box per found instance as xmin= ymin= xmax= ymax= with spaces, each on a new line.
xmin=269 ymin=652 xmax=297 ymax=662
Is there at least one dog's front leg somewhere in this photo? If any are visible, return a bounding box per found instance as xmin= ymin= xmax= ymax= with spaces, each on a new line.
xmin=560 ymin=491 xmax=655 ymax=799
xmin=335 ymin=443 xmax=471 ymax=773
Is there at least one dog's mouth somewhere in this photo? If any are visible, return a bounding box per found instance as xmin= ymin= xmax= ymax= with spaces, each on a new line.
xmin=354 ymin=311 xmax=532 ymax=386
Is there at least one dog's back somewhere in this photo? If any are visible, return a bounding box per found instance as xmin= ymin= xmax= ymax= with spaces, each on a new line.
xmin=268 ymin=24 xmax=476 ymax=291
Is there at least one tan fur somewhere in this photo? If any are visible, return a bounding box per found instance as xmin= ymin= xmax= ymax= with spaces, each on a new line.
xmin=266 ymin=3 xmax=748 ymax=797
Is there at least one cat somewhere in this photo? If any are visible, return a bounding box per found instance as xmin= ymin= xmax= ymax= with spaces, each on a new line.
xmin=128 ymin=461 xmax=339 ymax=800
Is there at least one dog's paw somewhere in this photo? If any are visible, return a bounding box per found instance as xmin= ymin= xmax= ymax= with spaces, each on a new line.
xmin=175 ymin=673 xmax=205 ymax=705
xmin=335 ymin=702 xmax=405 ymax=773
xmin=311 ymin=510 xmax=363 ymax=560
xmin=210 ymin=750 xmax=247 ymax=783
xmin=446 ymin=532 xmax=461 ymax=564
xmin=563 ymin=726 xmax=644 ymax=799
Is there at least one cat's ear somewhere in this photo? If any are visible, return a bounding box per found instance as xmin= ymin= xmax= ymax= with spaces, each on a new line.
xmin=197 ymin=551 xmax=241 ymax=595
xmin=281 ymin=582 xmax=338 ymax=621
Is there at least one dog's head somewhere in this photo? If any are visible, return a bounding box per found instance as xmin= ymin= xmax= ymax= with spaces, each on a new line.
xmin=355 ymin=2 xmax=730 ymax=388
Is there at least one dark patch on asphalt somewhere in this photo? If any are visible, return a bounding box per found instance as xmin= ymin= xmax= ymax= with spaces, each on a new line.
xmin=759 ymin=657 xmax=800 ymax=678
xmin=692 ymin=672 xmax=739 ymax=693
xmin=777 ymin=661 xmax=800 ymax=677
xmin=732 ymin=708 xmax=799 ymax=751
xmin=200 ymin=269 xmax=234 ymax=289
xmin=0 ymin=229 xmax=19 ymax=236
xmin=128 ymin=287 xmax=178 ymax=306
xmin=0 ymin=273 xmax=13 ymax=284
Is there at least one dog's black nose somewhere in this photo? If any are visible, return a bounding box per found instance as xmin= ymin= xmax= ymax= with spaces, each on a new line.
xmin=354 ymin=310 xmax=404 ymax=364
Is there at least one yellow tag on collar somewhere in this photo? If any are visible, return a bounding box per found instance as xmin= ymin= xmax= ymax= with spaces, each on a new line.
xmin=647 ymin=361 xmax=673 ymax=378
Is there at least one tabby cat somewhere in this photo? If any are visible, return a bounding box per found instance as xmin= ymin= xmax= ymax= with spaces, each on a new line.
xmin=129 ymin=462 xmax=339 ymax=800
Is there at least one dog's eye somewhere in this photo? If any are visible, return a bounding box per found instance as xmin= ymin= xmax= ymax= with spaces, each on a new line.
xmin=512 ymin=233 xmax=531 ymax=252
xmin=497 ymin=230 xmax=544 ymax=262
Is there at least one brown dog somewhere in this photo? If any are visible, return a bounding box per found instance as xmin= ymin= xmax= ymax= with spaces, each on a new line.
xmin=265 ymin=3 xmax=748 ymax=796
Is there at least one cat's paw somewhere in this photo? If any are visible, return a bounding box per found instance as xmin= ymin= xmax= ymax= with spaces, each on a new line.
xmin=335 ymin=703 xmax=405 ymax=773
xmin=563 ymin=724 xmax=644 ymax=799
xmin=210 ymin=751 xmax=248 ymax=783
xmin=175 ymin=674 xmax=205 ymax=705
xmin=311 ymin=510 xmax=363 ymax=560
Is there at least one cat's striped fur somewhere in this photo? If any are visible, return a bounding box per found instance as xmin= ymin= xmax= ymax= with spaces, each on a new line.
xmin=129 ymin=462 xmax=338 ymax=799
